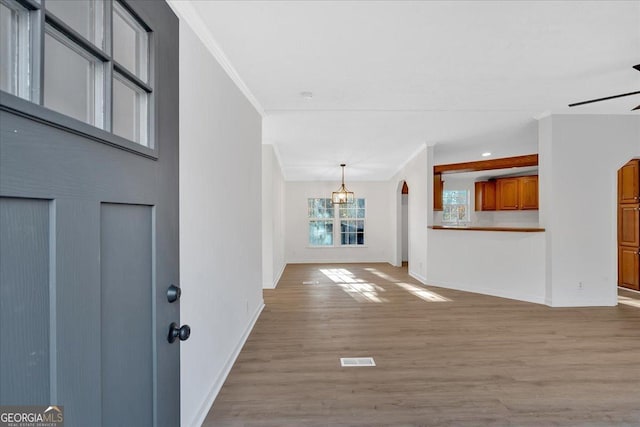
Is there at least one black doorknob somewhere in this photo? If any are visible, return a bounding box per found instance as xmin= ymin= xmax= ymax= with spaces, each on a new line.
xmin=168 ymin=322 xmax=191 ymax=343
xmin=167 ymin=284 xmax=182 ymax=303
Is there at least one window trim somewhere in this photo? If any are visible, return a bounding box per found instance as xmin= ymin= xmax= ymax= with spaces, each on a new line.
xmin=0 ymin=0 xmax=157 ymax=159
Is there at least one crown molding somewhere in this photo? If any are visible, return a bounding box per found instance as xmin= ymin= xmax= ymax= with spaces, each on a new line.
xmin=166 ymin=0 xmax=265 ymax=117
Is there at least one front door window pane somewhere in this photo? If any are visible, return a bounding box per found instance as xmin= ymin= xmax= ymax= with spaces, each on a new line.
xmin=113 ymin=73 xmax=148 ymax=146
xmin=45 ymin=0 xmax=104 ymax=48
xmin=0 ymin=0 xmax=30 ymax=100
xmin=44 ymin=26 xmax=104 ymax=127
xmin=113 ymin=2 xmax=148 ymax=82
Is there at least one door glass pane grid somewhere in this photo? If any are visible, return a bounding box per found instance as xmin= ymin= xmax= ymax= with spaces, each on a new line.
xmin=113 ymin=1 xmax=148 ymax=82
xmin=45 ymin=0 xmax=104 ymax=49
xmin=0 ymin=0 xmax=31 ymax=100
xmin=113 ymin=72 xmax=148 ymax=146
xmin=44 ymin=25 xmax=105 ymax=128
xmin=309 ymin=220 xmax=333 ymax=246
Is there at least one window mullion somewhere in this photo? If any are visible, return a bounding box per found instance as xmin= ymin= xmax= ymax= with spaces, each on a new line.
xmin=33 ymin=4 xmax=44 ymax=104
xmin=104 ymin=0 xmax=112 ymax=131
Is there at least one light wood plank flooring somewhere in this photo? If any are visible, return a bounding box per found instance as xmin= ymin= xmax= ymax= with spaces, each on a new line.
xmin=204 ymin=263 xmax=640 ymax=426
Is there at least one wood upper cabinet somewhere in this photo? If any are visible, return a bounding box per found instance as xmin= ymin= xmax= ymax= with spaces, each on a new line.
xmin=619 ymin=160 xmax=639 ymax=204
xmin=434 ymin=173 xmax=443 ymax=211
xmin=496 ymin=178 xmax=520 ymax=210
xmin=474 ymin=181 xmax=496 ymax=211
xmin=617 ymin=160 xmax=640 ymax=290
xmin=619 ymin=205 xmax=640 ymax=247
xmin=618 ymin=246 xmax=640 ymax=290
xmin=495 ymin=175 xmax=538 ymax=211
xmin=519 ymin=176 xmax=539 ymax=210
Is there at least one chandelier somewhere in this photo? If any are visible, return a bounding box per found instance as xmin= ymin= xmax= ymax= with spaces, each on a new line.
xmin=331 ymin=164 xmax=354 ymax=204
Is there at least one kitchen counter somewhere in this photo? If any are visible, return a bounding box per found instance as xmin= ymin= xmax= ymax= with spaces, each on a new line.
xmin=429 ymin=225 xmax=545 ymax=232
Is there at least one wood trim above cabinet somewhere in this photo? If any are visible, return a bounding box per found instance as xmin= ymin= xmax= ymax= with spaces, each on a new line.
xmin=434 ymin=154 xmax=538 ymax=174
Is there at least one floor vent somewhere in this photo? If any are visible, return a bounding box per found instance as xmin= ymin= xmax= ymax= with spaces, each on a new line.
xmin=340 ymin=357 xmax=376 ymax=367
xmin=302 ymin=280 xmax=320 ymax=285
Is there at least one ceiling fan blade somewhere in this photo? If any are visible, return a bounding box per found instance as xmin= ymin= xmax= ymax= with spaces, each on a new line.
xmin=634 ymin=64 xmax=640 ymax=72
xmin=633 ymin=105 xmax=640 ymax=111
xmin=569 ymin=90 xmax=640 ymax=107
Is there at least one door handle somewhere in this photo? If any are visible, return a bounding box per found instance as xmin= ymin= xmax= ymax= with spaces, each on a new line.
xmin=168 ymin=322 xmax=191 ymax=343
xmin=167 ymin=284 xmax=181 ymax=303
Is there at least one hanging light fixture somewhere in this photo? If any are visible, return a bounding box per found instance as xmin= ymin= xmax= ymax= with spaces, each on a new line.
xmin=332 ymin=164 xmax=355 ymax=204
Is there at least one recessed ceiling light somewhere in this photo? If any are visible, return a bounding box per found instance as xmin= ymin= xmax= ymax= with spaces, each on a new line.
xmin=300 ymin=91 xmax=313 ymax=100
xmin=481 ymin=152 xmax=492 ymax=157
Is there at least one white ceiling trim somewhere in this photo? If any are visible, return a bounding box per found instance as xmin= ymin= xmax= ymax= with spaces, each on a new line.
xmin=166 ymin=0 xmax=265 ymax=117
xmin=390 ymin=143 xmax=428 ymax=179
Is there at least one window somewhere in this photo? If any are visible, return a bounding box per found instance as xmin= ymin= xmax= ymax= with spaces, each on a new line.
xmin=442 ymin=190 xmax=470 ymax=224
xmin=308 ymin=198 xmax=366 ymax=246
xmin=0 ymin=0 xmax=153 ymax=150
xmin=339 ymin=199 xmax=365 ymax=245
xmin=308 ymin=198 xmax=334 ymax=246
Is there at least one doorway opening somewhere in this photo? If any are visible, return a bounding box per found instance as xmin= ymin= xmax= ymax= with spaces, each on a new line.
xmin=401 ymin=182 xmax=409 ymax=266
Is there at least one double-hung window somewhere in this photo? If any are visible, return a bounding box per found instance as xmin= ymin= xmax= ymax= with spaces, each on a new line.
xmin=0 ymin=0 xmax=153 ymax=151
xmin=442 ymin=190 xmax=470 ymax=224
xmin=308 ymin=198 xmax=366 ymax=246
xmin=339 ymin=198 xmax=365 ymax=245
xmin=308 ymin=198 xmax=334 ymax=246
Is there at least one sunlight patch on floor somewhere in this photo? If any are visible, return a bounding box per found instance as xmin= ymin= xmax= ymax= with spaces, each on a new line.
xmin=396 ymin=282 xmax=451 ymax=302
xmin=320 ymin=268 xmax=388 ymax=303
xmin=618 ymin=295 xmax=640 ymax=308
xmin=364 ymin=267 xmax=400 ymax=282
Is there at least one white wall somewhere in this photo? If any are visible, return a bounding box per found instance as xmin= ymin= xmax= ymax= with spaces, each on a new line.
xmin=434 ymin=122 xmax=538 ymax=165
xmin=539 ymin=114 xmax=640 ymax=307
xmin=389 ymin=145 xmax=431 ymax=281
xmin=427 ymin=229 xmax=546 ymax=304
xmin=262 ymin=145 xmax=286 ymax=288
xmin=285 ymin=181 xmax=391 ymax=263
xmin=178 ymin=22 xmax=263 ymax=427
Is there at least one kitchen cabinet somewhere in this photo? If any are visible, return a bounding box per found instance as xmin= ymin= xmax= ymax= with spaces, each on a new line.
xmin=619 ymin=204 xmax=640 ymax=247
xmin=618 ymin=159 xmax=640 ymax=290
xmin=619 ymin=160 xmax=639 ymax=204
xmin=496 ymin=178 xmax=520 ymax=210
xmin=519 ymin=176 xmax=539 ymax=210
xmin=618 ymin=246 xmax=640 ymax=291
xmin=474 ymin=181 xmax=496 ymax=211
xmin=492 ymin=175 xmax=538 ymax=211
xmin=434 ymin=173 xmax=443 ymax=211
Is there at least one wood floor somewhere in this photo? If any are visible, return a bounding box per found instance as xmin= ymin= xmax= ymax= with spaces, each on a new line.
xmin=203 ymin=263 xmax=640 ymax=426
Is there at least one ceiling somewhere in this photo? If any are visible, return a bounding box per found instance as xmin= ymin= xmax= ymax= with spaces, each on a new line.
xmin=179 ymin=0 xmax=640 ymax=181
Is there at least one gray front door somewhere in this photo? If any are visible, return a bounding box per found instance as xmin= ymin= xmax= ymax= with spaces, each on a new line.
xmin=0 ymin=1 xmax=181 ymax=426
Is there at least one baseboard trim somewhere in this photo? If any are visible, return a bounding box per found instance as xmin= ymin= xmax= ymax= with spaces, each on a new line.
xmin=269 ymin=263 xmax=286 ymax=289
xmin=409 ymin=271 xmax=427 ymax=284
xmin=287 ymin=258 xmax=389 ymax=264
xmin=425 ymin=279 xmax=545 ymax=305
xmin=188 ymin=301 xmax=265 ymax=427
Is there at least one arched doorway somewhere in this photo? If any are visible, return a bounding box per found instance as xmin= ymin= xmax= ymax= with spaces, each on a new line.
xmin=401 ymin=182 xmax=409 ymax=266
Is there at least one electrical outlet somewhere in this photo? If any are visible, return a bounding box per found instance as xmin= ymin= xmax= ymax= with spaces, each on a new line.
xmin=578 ymin=281 xmax=583 ymax=290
